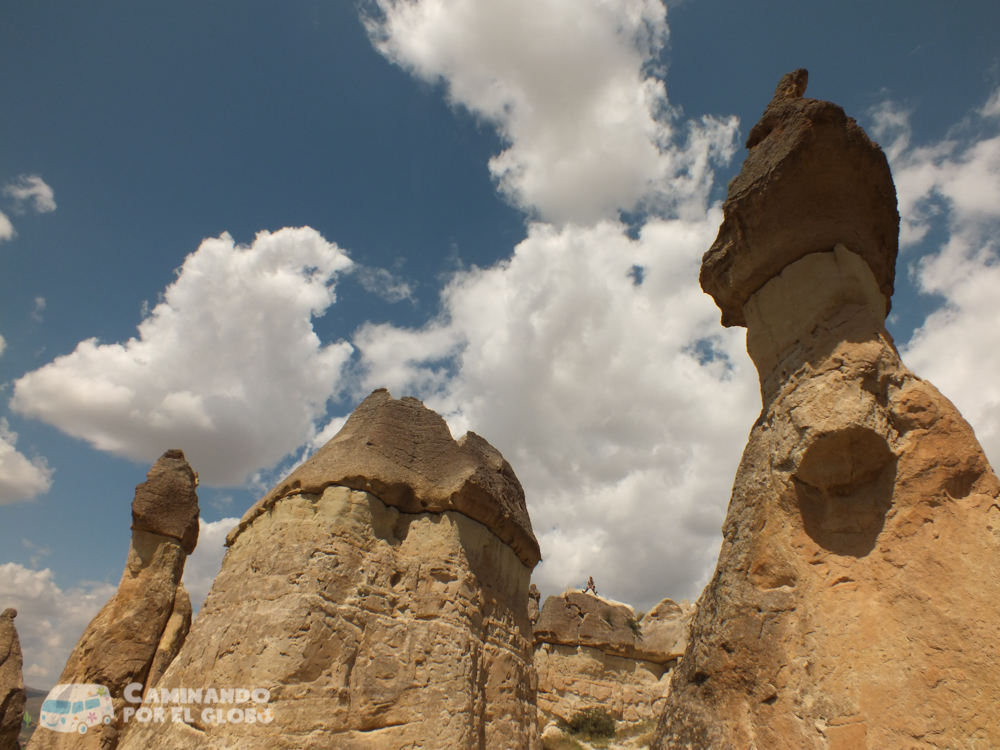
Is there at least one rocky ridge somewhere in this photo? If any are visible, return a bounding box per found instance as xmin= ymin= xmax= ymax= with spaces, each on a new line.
xmin=534 ymin=590 xmax=691 ymax=728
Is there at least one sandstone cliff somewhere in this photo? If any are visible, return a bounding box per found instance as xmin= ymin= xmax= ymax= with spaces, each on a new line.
xmin=27 ymin=449 xmax=200 ymax=750
xmin=118 ymin=389 xmax=541 ymax=750
xmin=0 ymin=609 xmax=25 ymax=750
xmin=654 ymin=71 xmax=1000 ymax=749
xmin=534 ymin=590 xmax=690 ymax=728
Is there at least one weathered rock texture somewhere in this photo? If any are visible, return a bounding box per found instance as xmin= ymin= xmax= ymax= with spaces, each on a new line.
xmin=654 ymin=72 xmax=1000 ymax=749
xmin=27 ymin=450 xmax=199 ymax=750
xmin=534 ymin=591 xmax=691 ymax=727
xmin=230 ymin=388 xmax=540 ymax=569
xmin=0 ymin=609 xmax=26 ymax=750
xmin=119 ymin=389 xmax=540 ymax=750
xmin=701 ymin=67 xmax=899 ymax=327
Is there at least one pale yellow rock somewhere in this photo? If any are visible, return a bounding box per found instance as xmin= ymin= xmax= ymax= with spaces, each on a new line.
xmin=145 ymin=585 xmax=192 ymax=689
xmin=534 ymin=643 xmax=670 ymax=725
xmin=744 ymin=243 xmax=886 ymax=392
xmin=118 ymin=486 xmax=538 ymax=750
xmin=534 ymin=591 xmax=691 ymax=731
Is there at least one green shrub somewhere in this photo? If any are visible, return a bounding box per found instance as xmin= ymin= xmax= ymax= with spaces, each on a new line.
xmin=566 ymin=707 xmax=617 ymax=738
xmin=626 ymin=615 xmax=642 ymax=637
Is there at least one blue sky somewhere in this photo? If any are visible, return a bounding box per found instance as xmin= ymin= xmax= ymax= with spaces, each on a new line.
xmin=2 ymin=0 xmax=999 ymax=686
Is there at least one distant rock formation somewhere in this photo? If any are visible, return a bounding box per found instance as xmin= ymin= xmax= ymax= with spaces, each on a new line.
xmin=27 ymin=450 xmax=199 ymax=750
xmin=534 ymin=590 xmax=690 ymax=728
xmin=654 ymin=71 xmax=1000 ymax=749
xmin=528 ymin=583 xmax=541 ymax=625
xmin=119 ymin=389 xmax=540 ymax=750
xmin=0 ymin=609 xmax=26 ymax=750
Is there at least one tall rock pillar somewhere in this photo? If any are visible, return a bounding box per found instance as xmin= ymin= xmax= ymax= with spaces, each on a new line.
xmin=28 ymin=449 xmax=199 ymax=750
xmin=0 ymin=609 xmax=26 ymax=750
xmin=654 ymin=71 xmax=1000 ymax=748
xmin=119 ymin=389 xmax=541 ymax=750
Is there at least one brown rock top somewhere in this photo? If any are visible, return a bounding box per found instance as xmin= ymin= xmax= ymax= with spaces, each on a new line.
xmin=700 ymin=68 xmax=899 ymax=327
xmin=228 ymin=388 xmax=541 ymax=567
xmin=131 ymin=449 xmax=200 ymax=554
xmin=0 ymin=608 xmax=26 ymax=750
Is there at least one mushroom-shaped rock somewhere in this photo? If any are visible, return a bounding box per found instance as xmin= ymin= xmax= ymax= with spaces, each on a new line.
xmin=653 ymin=72 xmax=1000 ymax=750
xmin=700 ymin=68 xmax=899 ymax=327
xmin=229 ymin=388 xmax=540 ymax=568
xmin=28 ymin=451 xmax=199 ymax=750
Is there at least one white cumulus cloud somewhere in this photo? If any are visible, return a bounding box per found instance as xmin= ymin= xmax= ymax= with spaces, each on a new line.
xmin=0 ymin=563 xmax=116 ymax=688
xmin=0 ymin=418 xmax=54 ymax=504
xmin=874 ymin=90 xmax=1000 ymax=466
xmin=182 ymin=517 xmax=240 ymax=612
xmin=364 ymin=0 xmax=737 ymax=224
xmin=352 ymin=0 xmax=756 ymax=610
xmin=354 ymin=217 xmax=760 ymax=608
xmin=12 ymin=227 xmax=354 ymax=486
xmin=3 ymin=174 xmax=57 ymax=214
xmin=0 ymin=211 xmax=13 ymax=242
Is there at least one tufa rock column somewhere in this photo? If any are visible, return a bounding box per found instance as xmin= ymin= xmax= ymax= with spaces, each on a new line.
xmin=119 ymin=389 xmax=541 ymax=750
xmin=0 ymin=609 xmax=26 ymax=750
xmin=654 ymin=70 xmax=1000 ymax=749
xmin=28 ymin=450 xmax=199 ymax=750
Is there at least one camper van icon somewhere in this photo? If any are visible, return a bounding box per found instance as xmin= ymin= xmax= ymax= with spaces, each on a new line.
xmin=39 ymin=684 xmax=114 ymax=734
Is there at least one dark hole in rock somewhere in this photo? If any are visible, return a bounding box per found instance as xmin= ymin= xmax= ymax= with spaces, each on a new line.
xmin=793 ymin=426 xmax=896 ymax=557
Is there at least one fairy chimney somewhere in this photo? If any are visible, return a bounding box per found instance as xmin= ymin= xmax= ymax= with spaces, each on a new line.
xmin=653 ymin=71 xmax=1000 ymax=749
xmin=27 ymin=450 xmax=199 ymax=750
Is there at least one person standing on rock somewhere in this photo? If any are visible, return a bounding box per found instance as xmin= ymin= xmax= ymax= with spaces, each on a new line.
xmin=583 ymin=576 xmax=598 ymax=595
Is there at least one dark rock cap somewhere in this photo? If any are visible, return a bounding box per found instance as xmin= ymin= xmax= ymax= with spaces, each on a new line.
xmin=701 ymin=68 xmax=900 ymax=327
xmin=131 ymin=449 xmax=200 ymax=554
xmin=229 ymin=389 xmax=541 ymax=568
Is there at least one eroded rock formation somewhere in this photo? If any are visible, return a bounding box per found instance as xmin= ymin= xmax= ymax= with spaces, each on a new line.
xmin=118 ymin=389 xmax=540 ymax=750
xmin=27 ymin=450 xmax=199 ymax=750
xmin=654 ymin=71 xmax=1000 ymax=749
xmin=700 ymin=67 xmax=899 ymax=328
xmin=0 ymin=609 xmax=26 ymax=750
xmin=534 ymin=590 xmax=690 ymax=728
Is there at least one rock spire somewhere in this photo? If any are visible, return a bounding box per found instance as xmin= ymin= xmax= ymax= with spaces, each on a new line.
xmin=653 ymin=70 xmax=1000 ymax=749
xmin=0 ymin=609 xmax=26 ymax=750
xmin=27 ymin=450 xmax=199 ymax=750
